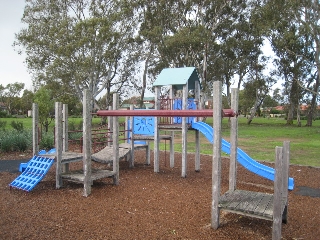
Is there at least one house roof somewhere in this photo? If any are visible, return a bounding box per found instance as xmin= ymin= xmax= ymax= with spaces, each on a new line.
xmin=153 ymin=67 xmax=200 ymax=90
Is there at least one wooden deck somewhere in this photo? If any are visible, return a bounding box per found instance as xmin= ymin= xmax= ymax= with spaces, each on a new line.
xmin=61 ymin=169 xmax=115 ymax=183
xmin=39 ymin=152 xmax=83 ymax=164
xmin=219 ymin=190 xmax=286 ymax=221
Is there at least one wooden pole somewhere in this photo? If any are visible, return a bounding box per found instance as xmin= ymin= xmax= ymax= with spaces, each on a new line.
xmin=272 ymin=145 xmax=284 ymax=240
xmin=129 ymin=104 xmax=134 ymax=167
xmin=195 ymin=80 xmax=201 ymax=172
xmin=112 ymin=93 xmax=119 ymax=185
xmin=229 ymin=88 xmax=239 ymax=191
xmin=169 ymin=85 xmax=175 ymax=168
xmin=211 ymin=81 xmax=222 ymax=229
xmin=55 ymin=102 xmax=63 ymax=189
xmin=281 ymin=141 xmax=290 ymax=223
xmin=83 ymin=90 xmax=92 ymax=197
xmin=154 ymin=86 xmax=160 ymax=173
xmin=107 ymin=106 xmax=112 ymax=147
xmin=181 ymin=83 xmax=188 ymax=177
xmin=32 ymin=103 xmax=39 ymax=156
xmin=62 ymin=104 xmax=69 ymax=173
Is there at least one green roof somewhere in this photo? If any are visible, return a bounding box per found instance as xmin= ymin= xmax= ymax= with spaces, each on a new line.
xmin=153 ymin=67 xmax=200 ymax=90
xmin=143 ymin=97 xmax=154 ymax=101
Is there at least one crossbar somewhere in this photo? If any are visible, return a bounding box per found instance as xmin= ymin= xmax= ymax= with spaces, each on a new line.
xmin=96 ymin=109 xmax=237 ymax=117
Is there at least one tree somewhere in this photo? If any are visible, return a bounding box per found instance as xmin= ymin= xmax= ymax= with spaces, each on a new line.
xmin=33 ymin=87 xmax=54 ymax=133
xmin=3 ymin=82 xmax=25 ymax=115
xmin=15 ymin=0 xmax=138 ymax=109
xmin=20 ymin=89 xmax=34 ymax=115
xmin=261 ymin=0 xmax=319 ymax=126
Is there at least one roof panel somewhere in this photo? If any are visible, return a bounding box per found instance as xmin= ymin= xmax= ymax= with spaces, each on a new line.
xmin=153 ymin=67 xmax=200 ymax=89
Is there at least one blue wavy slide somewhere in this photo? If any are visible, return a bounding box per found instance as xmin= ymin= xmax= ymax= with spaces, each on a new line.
xmin=192 ymin=121 xmax=294 ymax=190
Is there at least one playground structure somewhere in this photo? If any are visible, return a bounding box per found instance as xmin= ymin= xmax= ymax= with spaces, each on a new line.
xmin=9 ymin=67 xmax=293 ymax=239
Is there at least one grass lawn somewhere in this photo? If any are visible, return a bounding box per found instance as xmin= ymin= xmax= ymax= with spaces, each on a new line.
xmin=1 ymin=116 xmax=319 ymax=167
xmin=156 ymin=117 xmax=320 ymax=167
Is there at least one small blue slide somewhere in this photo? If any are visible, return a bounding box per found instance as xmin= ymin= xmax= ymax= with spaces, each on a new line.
xmin=192 ymin=121 xmax=294 ymax=190
xmin=10 ymin=149 xmax=56 ymax=192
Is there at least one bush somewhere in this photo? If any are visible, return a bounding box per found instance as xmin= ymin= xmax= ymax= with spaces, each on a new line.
xmin=10 ymin=120 xmax=24 ymax=132
xmin=0 ymin=111 xmax=8 ymax=118
xmin=0 ymin=129 xmax=32 ymax=152
xmin=39 ymin=132 xmax=54 ymax=150
xmin=0 ymin=120 xmax=7 ymax=130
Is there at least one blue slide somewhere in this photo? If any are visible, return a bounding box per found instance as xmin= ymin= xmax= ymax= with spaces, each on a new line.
xmin=191 ymin=121 xmax=294 ymax=190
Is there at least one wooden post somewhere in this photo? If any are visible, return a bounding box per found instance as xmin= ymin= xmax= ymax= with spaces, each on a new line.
xmin=62 ymin=104 xmax=69 ymax=173
xmin=113 ymin=93 xmax=119 ymax=185
xmin=272 ymin=145 xmax=284 ymax=240
xmin=154 ymin=86 xmax=160 ymax=173
xmin=211 ymin=81 xmax=222 ymax=229
xmin=282 ymin=141 xmax=290 ymax=223
xmin=229 ymin=88 xmax=238 ymax=191
xmin=32 ymin=103 xmax=39 ymax=156
xmin=107 ymin=106 xmax=112 ymax=147
xmin=83 ymin=90 xmax=92 ymax=197
xmin=129 ymin=104 xmax=134 ymax=167
xmin=55 ymin=102 xmax=63 ymax=189
xmin=169 ymin=85 xmax=175 ymax=168
xmin=181 ymin=83 xmax=188 ymax=177
xmin=195 ymin=80 xmax=201 ymax=172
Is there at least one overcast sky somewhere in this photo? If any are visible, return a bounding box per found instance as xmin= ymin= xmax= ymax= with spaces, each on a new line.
xmin=0 ymin=0 xmax=32 ymax=90
xmin=0 ymin=1 xmax=277 ymax=97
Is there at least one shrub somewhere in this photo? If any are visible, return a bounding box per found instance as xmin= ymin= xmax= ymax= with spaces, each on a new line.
xmin=39 ymin=132 xmax=54 ymax=150
xmin=10 ymin=120 xmax=24 ymax=132
xmin=0 ymin=129 xmax=32 ymax=152
xmin=0 ymin=120 xmax=7 ymax=130
xmin=68 ymin=121 xmax=76 ymax=131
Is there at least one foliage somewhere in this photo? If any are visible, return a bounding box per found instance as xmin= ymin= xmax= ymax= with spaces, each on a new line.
xmin=0 ymin=120 xmax=7 ymax=130
xmin=15 ymin=0 xmax=137 ymax=109
xmin=39 ymin=132 xmax=54 ymax=150
xmin=33 ymin=86 xmax=54 ymax=132
xmin=10 ymin=120 xmax=24 ymax=132
xmin=0 ymin=82 xmax=25 ymax=115
xmin=0 ymin=129 xmax=32 ymax=152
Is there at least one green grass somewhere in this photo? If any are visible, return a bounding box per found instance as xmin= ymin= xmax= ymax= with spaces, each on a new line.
xmin=155 ymin=117 xmax=320 ymax=167
xmin=2 ymin=117 xmax=103 ymax=131
xmin=1 ymin=116 xmax=320 ymax=167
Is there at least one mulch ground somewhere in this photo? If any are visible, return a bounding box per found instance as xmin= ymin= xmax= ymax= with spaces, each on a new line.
xmin=0 ymin=150 xmax=320 ymax=239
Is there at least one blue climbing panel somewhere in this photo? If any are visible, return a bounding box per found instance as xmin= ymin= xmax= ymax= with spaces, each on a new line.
xmin=10 ymin=156 xmax=54 ymax=192
xmin=173 ymin=98 xmax=197 ymax=124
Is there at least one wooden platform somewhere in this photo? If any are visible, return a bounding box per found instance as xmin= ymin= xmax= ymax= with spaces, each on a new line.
xmin=219 ymin=190 xmax=286 ymax=221
xmin=91 ymin=146 xmax=131 ymax=163
xmin=39 ymin=152 xmax=83 ymax=164
xmin=61 ymin=169 xmax=115 ymax=183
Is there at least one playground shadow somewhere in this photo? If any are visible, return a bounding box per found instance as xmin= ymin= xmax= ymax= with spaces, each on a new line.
xmin=0 ymin=160 xmax=29 ymax=173
xmin=295 ymin=186 xmax=320 ymax=198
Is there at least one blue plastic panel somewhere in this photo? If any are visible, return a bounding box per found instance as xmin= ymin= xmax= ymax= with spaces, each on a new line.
xmin=10 ymin=156 xmax=54 ymax=192
xmin=173 ymin=99 xmax=196 ymax=124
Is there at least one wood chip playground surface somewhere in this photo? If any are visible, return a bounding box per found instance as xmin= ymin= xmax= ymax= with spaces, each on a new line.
xmin=0 ymin=150 xmax=320 ymax=239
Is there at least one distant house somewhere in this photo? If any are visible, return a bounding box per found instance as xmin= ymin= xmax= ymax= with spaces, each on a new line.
xmin=119 ymin=104 xmax=131 ymax=110
xmin=120 ymin=97 xmax=155 ymax=109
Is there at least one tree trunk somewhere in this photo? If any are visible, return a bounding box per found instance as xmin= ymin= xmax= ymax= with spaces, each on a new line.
xmin=247 ymin=90 xmax=260 ymax=125
xmin=296 ymin=104 xmax=301 ymax=127
xmin=286 ymin=103 xmax=294 ymax=125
